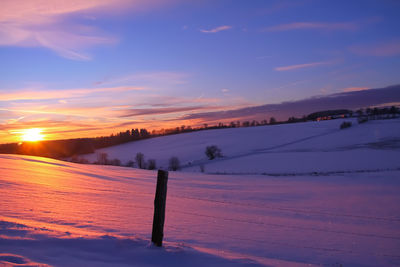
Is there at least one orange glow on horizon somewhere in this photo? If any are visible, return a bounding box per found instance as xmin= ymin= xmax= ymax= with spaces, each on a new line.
xmin=21 ymin=128 xmax=45 ymax=142
xmin=1 ymin=116 xmax=238 ymax=144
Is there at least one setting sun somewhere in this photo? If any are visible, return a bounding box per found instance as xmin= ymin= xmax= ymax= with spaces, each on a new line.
xmin=21 ymin=128 xmax=44 ymax=142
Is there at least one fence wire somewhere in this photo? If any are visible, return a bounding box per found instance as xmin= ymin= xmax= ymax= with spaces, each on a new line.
xmin=133 ymin=183 xmax=400 ymax=263
xmin=167 ymin=193 xmax=400 ymax=222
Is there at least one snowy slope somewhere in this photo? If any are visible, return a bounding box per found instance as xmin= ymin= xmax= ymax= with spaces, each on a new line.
xmin=1 ymin=154 xmax=400 ymax=266
xmin=81 ymin=118 xmax=400 ymax=174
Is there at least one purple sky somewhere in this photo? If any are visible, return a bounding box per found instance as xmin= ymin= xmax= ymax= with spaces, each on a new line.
xmin=1 ymin=0 xmax=400 ymax=143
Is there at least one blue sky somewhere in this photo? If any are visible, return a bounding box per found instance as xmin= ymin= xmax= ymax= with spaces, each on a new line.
xmin=0 ymin=0 xmax=400 ymax=142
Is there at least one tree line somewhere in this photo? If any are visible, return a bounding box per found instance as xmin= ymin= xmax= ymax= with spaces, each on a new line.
xmin=73 ymin=145 xmax=224 ymax=171
xmin=0 ymin=106 xmax=398 ymax=159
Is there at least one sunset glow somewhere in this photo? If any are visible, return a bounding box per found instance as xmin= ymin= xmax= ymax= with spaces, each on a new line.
xmin=0 ymin=1 xmax=399 ymax=265
xmin=21 ymin=128 xmax=44 ymax=142
xmin=0 ymin=0 xmax=399 ymax=144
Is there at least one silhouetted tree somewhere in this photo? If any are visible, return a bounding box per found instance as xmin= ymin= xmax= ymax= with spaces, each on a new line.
xmin=140 ymin=129 xmax=150 ymax=138
xmin=169 ymin=157 xmax=180 ymax=171
xmin=269 ymin=117 xmax=277 ymax=125
xmin=358 ymin=116 xmax=368 ymax=124
xmin=205 ymin=145 xmax=222 ymax=160
xmin=390 ymin=106 xmax=399 ymax=117
xmin=147 ymin=159 xmax=157 ymax=170
xmin=97 ymin=153 xmax=109 ymax=165
xmin=366 ymin=107 xmax=373 ymax=117
xmin=340 ymin=121 xmax=352 ymax=129
xmin=131 ymin=129 xmax=140 ymax=139
xmin=199 ymin=164 xmax=205 ymax=173
xmin=111 ymin=158 xmax=121 ymax=166
xmin=373 ymin=107 xmax=379 ymax=117
xmin=251 ymin=120 xmax=259 ymax=126
xmin=135 ymin=152 xmax=145 ymax=169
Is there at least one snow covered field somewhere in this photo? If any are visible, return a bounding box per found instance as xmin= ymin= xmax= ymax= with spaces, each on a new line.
xmin=1 ymin=118 xmax=400 ymax=266
xmin=81 ymin=118 xmax=400 ymax=174
xmin=1 ymin=153 xmax=400 ymax=266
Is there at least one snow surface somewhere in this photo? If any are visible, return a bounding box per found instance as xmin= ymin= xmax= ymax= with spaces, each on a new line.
xmin=1 ymin=153 xmax=400 ymax=266
xmin=80 ymin=118 xmax=400 ymax=174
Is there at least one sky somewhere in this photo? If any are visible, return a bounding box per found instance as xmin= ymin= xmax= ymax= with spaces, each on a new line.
xmin=1 ymin=0 xmax=400 ymax=143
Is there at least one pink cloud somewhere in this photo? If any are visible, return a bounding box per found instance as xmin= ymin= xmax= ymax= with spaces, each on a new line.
xmin=342 ymin=87 xmax=369 ymax=92
xmin=265 ymin=21 xmax=359 ymax=32
xmin=275 ymin=60 xmax=335 ymax=71
xmin=200 ymin=25 xmax=232 ymax=33
xmin=118 ymin=106 xmax=215 ymax=117
xmin=0 ymin=86 xmax=145 ymax=101
xmin=349 ymin=40 xmax=400 ymax=57
xmin=0 ymin=0 xmax=171 ymax=60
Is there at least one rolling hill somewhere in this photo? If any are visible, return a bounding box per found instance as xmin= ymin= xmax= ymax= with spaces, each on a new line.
xmin=80 ymin=118 xmax=400 ymax=174
xmin=1 ymin=153 xmax=400 ymax=266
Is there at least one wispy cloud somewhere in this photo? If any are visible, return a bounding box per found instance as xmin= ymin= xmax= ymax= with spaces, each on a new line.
xmin=0 ymin=0 xmax=170 ymax=60
xmin=342 ymin=87 xmax=369 ymax=92
xmin=264 ymin=17 xmax=381 ymax=33
xmin=265 ymin=21 xmax=359 ymax=32
xmin=0 ymin=85 xmax=249 ymax=143
xmin=5 ymin=84 xmax=398 ymax=143
xmin=349 ymin=40 xmax=400 ymax=57
xmin=275 ymin=60 xmax=335 ymax=71
xmin=118 ymin=106 xmax=213 ymax=117
xmin=200 ymin=25 xmax=232 ymax=33
xmin=94 ymin=71 xmax=189 ymax=87
xmin=130 ymin=95 xmax=222 ymax=108
xmin=0 ymin=86 xmax=145 ymax=101
xmin=181 ymin=85 xmax=400 ymax=123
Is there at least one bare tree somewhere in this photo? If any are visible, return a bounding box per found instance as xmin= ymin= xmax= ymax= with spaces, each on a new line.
xmin=111 ymin=158 xmax=121 ymax=166
xmin=135 ymin=152 xmax=145 ymax=169
xmin=147 ymin=159 xmax=157 ymax=170
xmin=199 ymin=164 xmax=205 ymax=173
xmin=97 ymin=153 xmax=108 ymax=165
xmin=205 ymin=145 xmax=222 ymax=160
xmin=340 ymin=121 xmax=352 ymax=129
xmin=169 ymin=157 xmax=180 ymax=171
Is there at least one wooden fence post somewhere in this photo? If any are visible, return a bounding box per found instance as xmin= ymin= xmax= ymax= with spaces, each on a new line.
xmin=151 ymin=169 xmax=169 ymax=247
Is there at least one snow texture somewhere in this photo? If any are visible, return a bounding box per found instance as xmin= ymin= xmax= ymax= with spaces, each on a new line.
xmin=1 ymin=118 xmax=400 ymax=266
xmin=80 ymin=118 xmax=400 ymax=174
